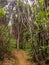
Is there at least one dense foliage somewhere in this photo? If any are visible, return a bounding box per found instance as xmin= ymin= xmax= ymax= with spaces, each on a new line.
xmin=0 ymin=0 xmax=49 ymax=65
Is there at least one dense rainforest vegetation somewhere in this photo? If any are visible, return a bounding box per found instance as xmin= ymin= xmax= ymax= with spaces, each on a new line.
xmin=0 ymin=0 xmax=49 ymax=65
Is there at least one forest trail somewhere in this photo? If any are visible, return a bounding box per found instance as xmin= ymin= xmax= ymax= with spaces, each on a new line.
xmin=13 ymin=50 xmax=35 ymax=65
xmin=1 ymin=50 xmax=36 ymax=65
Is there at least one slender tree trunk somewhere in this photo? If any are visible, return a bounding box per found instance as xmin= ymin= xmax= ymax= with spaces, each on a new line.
xmin=17 ymin=23 xmax=20 ymax=49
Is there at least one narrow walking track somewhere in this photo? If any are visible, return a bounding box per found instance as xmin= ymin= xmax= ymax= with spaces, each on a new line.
xmin=1 ymin=50 xmax=36 ymax=65
xmin=13 ymin=50 xmax=35 ymax=65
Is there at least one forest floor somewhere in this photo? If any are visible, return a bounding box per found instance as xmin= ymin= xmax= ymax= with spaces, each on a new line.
xmin=0 ymin=49 xmax=36 ymax=65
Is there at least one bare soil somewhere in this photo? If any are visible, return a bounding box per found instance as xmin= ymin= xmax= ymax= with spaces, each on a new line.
xmin=0 ymin=50 xmax=36 ymax=65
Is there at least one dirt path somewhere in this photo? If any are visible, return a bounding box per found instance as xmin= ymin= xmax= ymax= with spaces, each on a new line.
xmin=1 ymin=50 xmax=36 ymax=65
xmin=13 ymin=50 xmax=35 ymax=65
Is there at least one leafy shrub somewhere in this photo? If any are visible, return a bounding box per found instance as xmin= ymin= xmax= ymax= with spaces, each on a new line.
xmin=25 ymin=39 xmax=33 ymax=55
xmin=0 ymin=25 xmax=16 ymax=60
xmin=0 ymin=7 xmax=5 ymax=16
xmin=47 ymin=45 xmax=49 ymax=54
xmin=8 ymin=38 xmax=16 ymax=51
xmin=23 ymin=29 xmax=30 ymax=46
